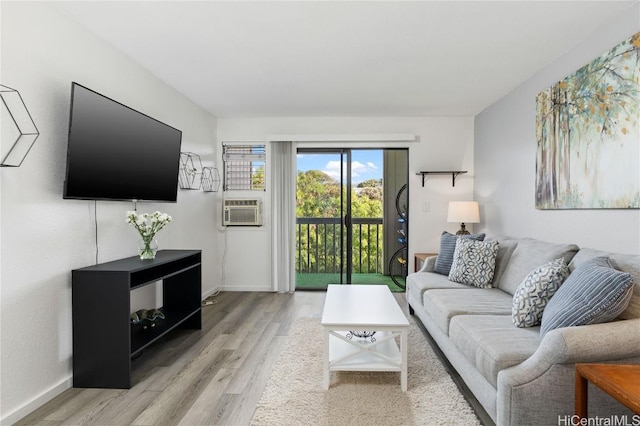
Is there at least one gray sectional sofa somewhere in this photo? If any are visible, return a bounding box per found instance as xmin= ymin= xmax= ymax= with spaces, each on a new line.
xmin=406 ymin=236 xmax=640 ymax=426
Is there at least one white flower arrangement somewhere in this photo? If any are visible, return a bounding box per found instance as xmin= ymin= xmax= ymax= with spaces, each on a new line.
xmin=126 ymin=211 xmax=172 ymax=259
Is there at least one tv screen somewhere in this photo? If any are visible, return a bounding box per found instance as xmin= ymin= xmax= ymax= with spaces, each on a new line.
xmin=64 ymin=83 xmax=182 ymax=202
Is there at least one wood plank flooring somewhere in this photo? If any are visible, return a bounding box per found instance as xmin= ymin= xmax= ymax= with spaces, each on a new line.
xmin=17 ymin=291 xmax=408 ymax=426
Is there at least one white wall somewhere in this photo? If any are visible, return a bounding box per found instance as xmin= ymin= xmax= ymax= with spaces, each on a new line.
xmin=474 ymin=4 xmax=640 ymax=255
xmin=217 ymin=116 xmax=475 ymax=289
xmin=0 ymin=3 xmax=220 ymax=423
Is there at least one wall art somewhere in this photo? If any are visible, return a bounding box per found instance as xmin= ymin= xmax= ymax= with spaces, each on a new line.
xmin=535 ymin=32 xmax=639 ymax=209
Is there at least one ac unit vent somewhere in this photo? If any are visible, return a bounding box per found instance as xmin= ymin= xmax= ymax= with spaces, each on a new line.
xmin=223 ymin=199 xmax=262 ymax=226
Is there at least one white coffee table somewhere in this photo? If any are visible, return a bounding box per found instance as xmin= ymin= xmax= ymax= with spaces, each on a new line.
xmin=321 ymin=284 xmax=410 ymax=391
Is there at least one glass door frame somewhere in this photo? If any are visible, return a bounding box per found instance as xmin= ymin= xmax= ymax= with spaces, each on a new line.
xmin=296 ymin=148 xmax=352 ymax=284
xmin=342 ymin=149 xmax=352 ymax=284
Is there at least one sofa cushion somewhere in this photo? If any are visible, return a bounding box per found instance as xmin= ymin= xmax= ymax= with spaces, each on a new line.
xmin=449 ymin=239 xmax=499 ymax=288
xmin=540 ymin=257 xmax=634 ymax=338
xmin=449 ymin=315 xmax=539 ymax=388
xmin=485 ymin=237 xmax=519 ymax=287
xmin=406 ymin=271 xmax=471 ymax=309
xmin=512 ymin=257 xmax=569 ymax=328
xmin=423 ymin=288 xmax=513 ymax=335
xmin=496 ymin=239 xmax=579 ymax=295
xmin=569 ymin=248 xmax=640 ymax=320
xmin=434 ymin=231 xmax=486 ymax=275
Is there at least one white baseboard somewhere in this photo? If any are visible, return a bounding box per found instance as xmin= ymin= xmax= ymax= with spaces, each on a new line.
xmin=1 ymin=376 xmax=72 ymax=425
xmin=222 ymin=285 xmax=273 ymax=292
xmin=202 ymin=286 xmax=222 ymax=299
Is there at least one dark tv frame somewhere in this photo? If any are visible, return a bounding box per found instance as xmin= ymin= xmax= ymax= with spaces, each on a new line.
xmin=63 ymin=82 xmax=182 ymax=203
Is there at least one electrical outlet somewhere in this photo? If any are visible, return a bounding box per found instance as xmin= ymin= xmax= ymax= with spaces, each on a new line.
xmin=423 ymin=201 xmax=431 ymax=212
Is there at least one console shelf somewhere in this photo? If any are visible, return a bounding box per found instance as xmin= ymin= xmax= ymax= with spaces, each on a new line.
xmin=72 ymin=250 xmax=202 ymax=389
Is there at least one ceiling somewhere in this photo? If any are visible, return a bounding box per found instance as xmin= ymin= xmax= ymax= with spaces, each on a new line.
xmin=53 ymin=1 xmax=637 ymax=118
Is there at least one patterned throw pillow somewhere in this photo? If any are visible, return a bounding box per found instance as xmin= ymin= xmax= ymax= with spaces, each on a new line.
xmin=448 ymin=238 xmax=499 ymax=288
xmin=540 ymin=257 xmax=634 ymax=338
xmin=512 ymin=257 xmax=569 ymax=328
xmin=434 ymin=231 xmax=486 ymax=276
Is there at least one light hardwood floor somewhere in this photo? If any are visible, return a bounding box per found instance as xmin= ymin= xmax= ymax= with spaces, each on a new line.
xmin=16 ymin=291 xmax=408 ymax=426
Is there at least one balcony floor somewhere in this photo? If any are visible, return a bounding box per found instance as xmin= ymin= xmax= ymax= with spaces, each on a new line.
xmin=295 ymin=273 xmax=405 ymax=292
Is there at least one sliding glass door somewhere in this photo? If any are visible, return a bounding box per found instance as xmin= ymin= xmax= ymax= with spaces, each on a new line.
xmin=295 ymin=148 xmax=407 ymax=290
xmin=296 ymin=148 xmax=396 ymax=289
xmin=295 ymin=149 xmax=351 ymax=289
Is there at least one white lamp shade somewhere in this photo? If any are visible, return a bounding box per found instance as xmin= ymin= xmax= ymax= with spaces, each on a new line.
xmin=447 ymin=201 xmax=480 ymax=223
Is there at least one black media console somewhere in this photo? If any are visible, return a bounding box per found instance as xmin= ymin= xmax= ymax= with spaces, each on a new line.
xmin=72 ymin=250 xmax=202 ymax=388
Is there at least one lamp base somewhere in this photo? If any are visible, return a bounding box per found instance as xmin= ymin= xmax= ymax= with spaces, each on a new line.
xmin=456 ymin=223 xmax=470 ymax=235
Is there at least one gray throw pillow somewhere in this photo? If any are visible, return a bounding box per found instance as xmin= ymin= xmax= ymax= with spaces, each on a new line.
xmin=434 ymin=231 xmax=486 ymax=275
xmin=540 ymin=257 xmax=634 ymax=338
xmin=512 ymin=257 xmax=569 ymax=328
xmin=448 ymin=238 xmax=499 ymax=288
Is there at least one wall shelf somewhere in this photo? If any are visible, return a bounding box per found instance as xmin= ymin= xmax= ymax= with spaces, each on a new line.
xmin=178 ymin=152 xmax=202 ymax=190
xmin=416 ymin=171 xmax=467 ymax=187
xmin=1 ymin=85 xmax=40 ymax=167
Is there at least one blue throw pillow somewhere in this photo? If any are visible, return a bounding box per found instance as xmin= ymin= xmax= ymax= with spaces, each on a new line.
xmin=540 ymin=257 xmax=634 ymax=338
xmin=434 ymin=231 xmax=486 ymax=275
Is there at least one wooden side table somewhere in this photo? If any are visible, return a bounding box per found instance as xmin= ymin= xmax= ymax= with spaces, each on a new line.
xmin=414 ymin=252 xmax=438 ymax=272
xmin=575 ymin=363 xmax=640 ymax=419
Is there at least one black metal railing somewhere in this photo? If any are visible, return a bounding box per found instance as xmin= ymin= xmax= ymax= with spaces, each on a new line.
xmin=296 ymin=217 xmax=383 ymax=274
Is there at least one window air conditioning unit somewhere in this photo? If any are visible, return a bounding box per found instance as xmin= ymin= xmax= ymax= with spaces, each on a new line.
xmin=223 ymin=199 xmax=262 ymax=226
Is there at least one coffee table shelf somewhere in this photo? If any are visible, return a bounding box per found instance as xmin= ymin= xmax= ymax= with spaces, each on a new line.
xmin=328 ymin=331 xmax=402 ymax=371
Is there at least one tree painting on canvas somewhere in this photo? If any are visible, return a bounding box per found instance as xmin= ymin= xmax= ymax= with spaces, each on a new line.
xmin=536 ymin=32 xmax=640 ymax=209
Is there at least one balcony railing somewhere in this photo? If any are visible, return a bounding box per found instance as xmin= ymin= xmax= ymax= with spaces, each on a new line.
xmin=296 ymin=217 xmax=383 ymax=274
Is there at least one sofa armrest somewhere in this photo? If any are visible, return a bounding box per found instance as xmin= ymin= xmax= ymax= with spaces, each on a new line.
xmin=418 ymin=255 xmax=437 ymax=272
xmin=535 ymin=318 xmax=640 ymax=364
xmin=500 ymin=318 xmax=640 ymax=387
xmin=497 ymin=319 xmax=640 ymax=425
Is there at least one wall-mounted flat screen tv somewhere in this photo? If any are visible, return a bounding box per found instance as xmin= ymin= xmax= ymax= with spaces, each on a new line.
xmin=63 ymin=82 xmax=182 ymax=202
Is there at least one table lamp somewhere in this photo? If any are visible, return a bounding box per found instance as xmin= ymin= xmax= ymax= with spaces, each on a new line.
xmin=447 ymin=201 xmax=480 ymax=235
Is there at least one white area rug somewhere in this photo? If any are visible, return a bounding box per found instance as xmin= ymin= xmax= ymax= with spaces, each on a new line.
xmin=251 ymin=318 xmax=482 ymax=426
